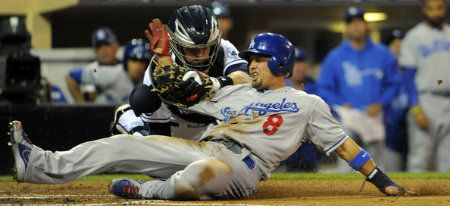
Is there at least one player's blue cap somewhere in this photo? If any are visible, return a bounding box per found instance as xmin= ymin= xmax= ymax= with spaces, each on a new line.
xmin=344 ymin=7 xmax=365 ymax=23
xmin=211 ymin=0 xmax=231 ymax=18
xmin=91 ymin=27 xmax=118 ymax=48
xmin=123 ymin=38 xmax=152 ymax=70
xmin=384 ymin=29 xmax=405 ymax=46
xmin=391 ymin=29 xmax=405 ymax=39
xmin=294 ymin=46 xmax=308 ymax=61
xmin=239 ymin=33 xmax=295 ymax=77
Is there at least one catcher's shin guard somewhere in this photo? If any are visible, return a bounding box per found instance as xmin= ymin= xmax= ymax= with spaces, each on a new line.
xmin=110 ymin=104 xmax=133 ymax=135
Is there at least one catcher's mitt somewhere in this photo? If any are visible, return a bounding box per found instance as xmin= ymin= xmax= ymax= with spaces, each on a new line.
xmin=151 ymin=63 xmax=215 ymax=108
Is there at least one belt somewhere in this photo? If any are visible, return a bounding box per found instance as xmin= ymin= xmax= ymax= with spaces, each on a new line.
xmin=420 ymin=91 xmax=450 ymax=97
xmin=208 ymin=139 xmax=255 ymax=170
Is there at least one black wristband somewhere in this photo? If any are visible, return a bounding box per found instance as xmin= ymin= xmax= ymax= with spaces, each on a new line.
xmin=217 ymin=76 xmax=233 ymax=88
xmin=365 ymin=167 xmax=398 ymax=194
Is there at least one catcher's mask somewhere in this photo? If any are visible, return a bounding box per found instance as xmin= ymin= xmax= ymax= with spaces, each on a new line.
xmin=166 ymin=5 xmax=222 ymax=72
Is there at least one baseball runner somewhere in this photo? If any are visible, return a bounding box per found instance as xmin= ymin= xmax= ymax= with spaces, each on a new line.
xmin=8 ymin=33 xmax=412 ymax=200
xmin=66 ymin=27 xmax=134 ymax=104
xmin=399 ymin=0 xmax=450 ymax=172
xmin=111 ymin=5 xmax=250 ymax=140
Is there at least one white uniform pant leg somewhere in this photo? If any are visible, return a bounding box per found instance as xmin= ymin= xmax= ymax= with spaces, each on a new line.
xmin=24 ymin=135 xmax=214 ymax=183
xmin=436 ymin=126 xmax=450 ymax=171
xmin=420 ymin=94 xmax=450 ymax=172
xmin=406 ymin=110 xmax=433 ymax=172
xmin=140 ymin=144 xmax=261 ymax=200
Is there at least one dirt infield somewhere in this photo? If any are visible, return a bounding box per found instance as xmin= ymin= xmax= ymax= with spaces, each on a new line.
xmin=0 ymin=179 xmax=449 ymax=205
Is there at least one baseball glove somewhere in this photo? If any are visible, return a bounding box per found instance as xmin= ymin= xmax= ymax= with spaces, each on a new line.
xmin=151 ymin=63 xmax=215 ymax=108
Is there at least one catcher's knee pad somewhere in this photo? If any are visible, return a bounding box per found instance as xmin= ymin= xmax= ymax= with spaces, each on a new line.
xmin=129 ymin=84 xmax=162 ymax=115
xmin=348 ymin=149 xmax=371 ymax=171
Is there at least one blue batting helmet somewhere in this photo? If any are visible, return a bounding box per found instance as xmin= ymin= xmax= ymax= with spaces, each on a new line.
xmin=123 ymin=38 xmax=151 ymax=70
xmin=239 ymin=33 xmax=295 ymax=77
xmin=91 ymin=27 xmax=118 ymax=48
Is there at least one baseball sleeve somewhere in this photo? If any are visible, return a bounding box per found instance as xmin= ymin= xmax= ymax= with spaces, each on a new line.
xmin=305 ymin=97 xmax=348 ymax=156
xmin=222 ymin=40 xmax=248 ymax=75
xmin=143 ymin=64 xmax=153 ymax=86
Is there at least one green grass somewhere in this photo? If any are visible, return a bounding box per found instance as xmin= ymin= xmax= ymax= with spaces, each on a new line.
xmin=269 ymin=172 xmax=450 ymax=180
xmin=1 ymin=172 xmax=449 ymax=182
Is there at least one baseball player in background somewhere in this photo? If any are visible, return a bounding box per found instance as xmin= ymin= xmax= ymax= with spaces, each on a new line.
xmin=110 ymin=5 xmax=250 ymax=139
xmin=285 ymin=46 xmax=317 ymax=93
xmin=122 ymin=38 xmax=152 ymax=85
xmin=399 ymin=0 xmax=450 ymax=172
xmin=211 ymin=0 xmax=233 ymax=40
xmin=316 ymin=7 xmax=401 ymax=173
xmin=65 ymin=27 xmax=134 ymax=104
xmin=8 ymin=33 xmax=413 ymax=200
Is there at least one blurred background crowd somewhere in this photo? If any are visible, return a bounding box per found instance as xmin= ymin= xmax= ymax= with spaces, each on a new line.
xmin=1 ymin=0 xmax=449 ymax=174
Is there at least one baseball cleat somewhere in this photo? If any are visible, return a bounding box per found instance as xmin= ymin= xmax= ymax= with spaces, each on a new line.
xmin=109 ymin=178 xmax=142 ymax=199
xmin=110 ymin=104 xmax=132 ymax=135
xmin=8 ymin=120 xmax=32 ymax=182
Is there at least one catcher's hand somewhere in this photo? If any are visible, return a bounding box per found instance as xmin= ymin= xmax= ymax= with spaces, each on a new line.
xmin=145 ymin=19 xmax=170 ymax=56
xmin=151 ymin=63 xmax=215 ymax=108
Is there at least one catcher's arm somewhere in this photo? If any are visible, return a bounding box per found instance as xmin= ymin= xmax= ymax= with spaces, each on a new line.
xmin=181 ymin=68 xmax=251 ymax=98
xmin=335 ymin=138 xmax=414 ymax=196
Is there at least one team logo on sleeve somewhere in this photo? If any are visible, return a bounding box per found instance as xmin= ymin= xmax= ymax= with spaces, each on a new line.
xmin=226 ymin=48 xmax=239 ymax=61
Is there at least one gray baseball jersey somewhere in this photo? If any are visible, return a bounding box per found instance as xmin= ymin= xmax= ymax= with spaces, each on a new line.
xmin=78 ymin=61 xmax=134 ymax=104
xmin=189 ymin=84 xmax=348 ymax=178
xmin=399 ymin=22 xmax=450 ymax=92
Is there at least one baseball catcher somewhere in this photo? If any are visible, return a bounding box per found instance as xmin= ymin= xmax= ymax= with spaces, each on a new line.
xmin=110 ymin=5 xmax=250 ymax=140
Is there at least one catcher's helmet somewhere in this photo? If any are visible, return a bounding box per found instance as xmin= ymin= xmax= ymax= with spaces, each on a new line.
xmin=91 ymin=27 xmax=118 ymax=48
xmin=166 ymin=5 xmax=221 ymax=71
xmin=239 ymin=33 xmax=295 ymax=77
xmin=123 ymin=38 xmax=151 ymax=70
